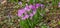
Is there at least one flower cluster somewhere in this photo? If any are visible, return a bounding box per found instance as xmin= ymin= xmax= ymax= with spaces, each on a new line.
xmin=18 ymin=3 xmax=44 ymax=20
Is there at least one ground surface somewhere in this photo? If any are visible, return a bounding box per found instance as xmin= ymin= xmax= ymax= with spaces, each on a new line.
xmin=0 ymin=0 xmax=60 ymax=28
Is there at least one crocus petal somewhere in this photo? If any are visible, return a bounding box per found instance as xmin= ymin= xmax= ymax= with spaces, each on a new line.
xmin=24 ymin=7 xmax=31 ymax=11
xmin=18 ymin=9 xmax=25 ymax=17
xmin=30 ymin=13 xmax=34 ymax=17
xmin=29 ymin=5 xmax=33 ymax=9
xmin=22 ymin=14 xmax=29 ymax=20
xmin=32 ymin=5 xmax=36 ymax=9
xmin=24 ymin=4 xmax=31 ymax=11
xmin=18 ymin=13 xmax=22 ymax=17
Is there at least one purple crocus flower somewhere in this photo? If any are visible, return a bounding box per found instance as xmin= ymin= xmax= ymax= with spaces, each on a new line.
xmin=18 ymin=9 xmax=25 ymax=17
xmin=29 ymin=13 xmax=34 ymax=19
xmin=29 ymin=5 xmax=36 ymax=15
xmin=29 ymin=5 xmax=36 ymax=10
xmin=24 ymin=5 xmax=31 ymax=11
xmin=31 ymin=5 xmax=36 ymax=10
xmin=29 ymin=5 xmax=33 ymax=9
xmin=30 ymin=13 xmax=34 ymax=17
xmin=35 ymin=3 xmax=44 ymax=8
